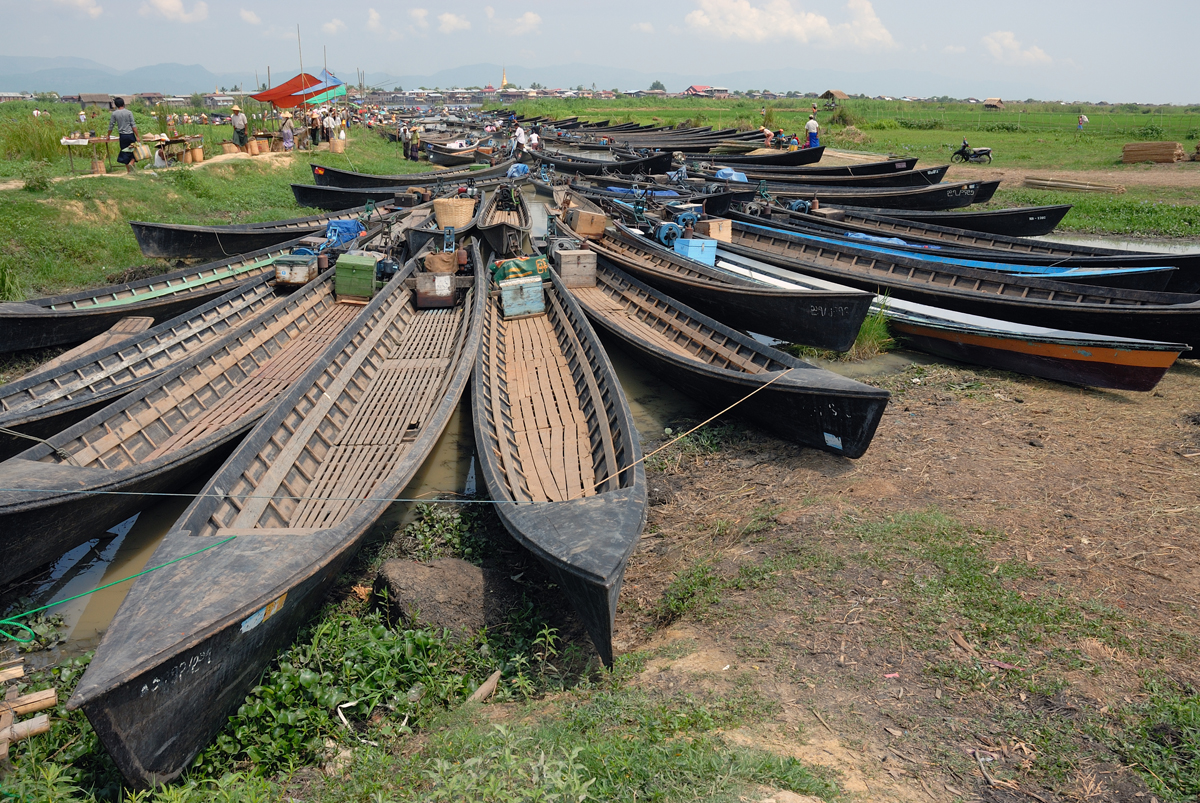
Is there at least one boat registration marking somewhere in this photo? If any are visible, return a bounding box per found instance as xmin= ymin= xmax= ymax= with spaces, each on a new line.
xmin=809 ymin=304 xmax=853 ymax=318
xmin=241 ymin=593 xmax=289 ymax=634
xmin=139 ymin=648 xmax=213 ymax=697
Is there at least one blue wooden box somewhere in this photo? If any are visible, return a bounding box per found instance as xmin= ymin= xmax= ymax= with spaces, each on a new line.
xmin=499 ymin=276 xmax=545 ymax=318
xmin=673 ymin=238 xmax=717 ymax=266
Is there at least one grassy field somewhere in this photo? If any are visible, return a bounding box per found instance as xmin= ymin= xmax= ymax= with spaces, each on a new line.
xmin=0 ymin=128 xmax=425 ymax=300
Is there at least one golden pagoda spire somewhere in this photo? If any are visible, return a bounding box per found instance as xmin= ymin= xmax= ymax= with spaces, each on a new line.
xmin=501 ymin=67 xmax=508 ymax=89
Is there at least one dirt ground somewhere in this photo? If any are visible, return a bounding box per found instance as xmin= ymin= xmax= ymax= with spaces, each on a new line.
xmin=611 ymin=355 xmax=1200 ymax=802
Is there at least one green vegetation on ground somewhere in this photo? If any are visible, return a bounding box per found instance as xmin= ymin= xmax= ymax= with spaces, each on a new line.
xmin=0 ymin=130 xmax=429 ymax=299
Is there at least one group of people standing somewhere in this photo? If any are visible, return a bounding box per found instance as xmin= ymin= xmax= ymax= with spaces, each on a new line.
xmin=397 ymin=122 xmax=422 ymax=160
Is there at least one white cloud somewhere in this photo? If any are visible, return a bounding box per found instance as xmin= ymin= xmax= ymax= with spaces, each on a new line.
xmin=140 ymin=0 xmax=207 ymax=23
xmin=437 ymin=12 xmax=470 ymax=33
xmin=367 ymin=8 xmax=381 ymax=31
xmin=239 ymin=8 xmax=259 ymax=24
xmin=631 ymin=22 xmax=654 ymax=33
xmin=50 ymin=0 xmax=103 ymax=18
xmin=982 ymin=30 xmax=1051 ymax=66
xmin=943 ymin=44 xmax=965 ymax=54
xmin=485 ymin=8 xmax=540 ymax=34
xmin=410 ymin=8 xmax=428 ymax=28
xmin=685 ymin=0 xmax=893 ymax=49
xmin=322 ymin=17 xmax=345 ymax=34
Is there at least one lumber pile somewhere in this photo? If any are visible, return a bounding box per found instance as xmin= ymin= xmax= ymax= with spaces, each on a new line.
xmin=1023 ymin=177 xmax=1126 ymax=194
xmin=0 ymin=658 xmax=55 ymax=775
xmin=1122 ymin=141 xmax=1186 ymax=164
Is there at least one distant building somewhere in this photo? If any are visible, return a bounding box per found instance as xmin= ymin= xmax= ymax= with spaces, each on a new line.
xmin=205 ymin=94 xmax=235 ymax=108
xmin=710 ymin=87 xmax=730 ymax=98
xmin=983 ymin=97 xmax=1004 ymax=109
xmin=820 ymin=90 xmax=849 ymax=100
xmin=683 ymin=85 xmax=713 ymax=97
xmin=163 ymin=96 xmax=190 ymax=107
xmin=78 ymin=93 xmax=112 ymax=109
xmin=135 ymin=92 xmax=164 ymax=105
xmin=0 ymin=92 xmax=29 ymax=103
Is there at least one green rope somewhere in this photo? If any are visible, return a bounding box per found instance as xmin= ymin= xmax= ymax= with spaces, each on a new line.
xmin=0 ymin=536 xmax=237 ymax=644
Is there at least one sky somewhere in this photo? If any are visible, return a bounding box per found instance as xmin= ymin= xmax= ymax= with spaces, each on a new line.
xmin=8 ymin=0 xmax=1198 ymax=103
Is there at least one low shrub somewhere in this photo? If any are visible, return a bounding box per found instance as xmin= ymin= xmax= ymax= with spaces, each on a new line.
xmin=19 ymin=158 xmax=52 ymax=192
xmin=897 ymin=118 xmax=943 ymax=130
xmin=865 ymin=118 xmax=901 ymax=130
xmin=1137 ymin=124 xmax=1165 ymax=140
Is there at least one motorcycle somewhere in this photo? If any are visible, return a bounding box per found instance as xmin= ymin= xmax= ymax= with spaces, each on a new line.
xmin=952 ymin=139 xmax=992 ymax=164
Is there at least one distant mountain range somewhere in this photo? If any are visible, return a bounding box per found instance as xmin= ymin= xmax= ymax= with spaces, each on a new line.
xmin=0 ymin=57 xmax=255 ymax=95
xmin=1 ymin=56 xmax=1055 ymax=102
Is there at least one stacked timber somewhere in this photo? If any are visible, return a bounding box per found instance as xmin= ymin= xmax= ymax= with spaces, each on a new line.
xmin=0 ymin=658 xmax=55 ymax=773
xmin=1023 ymin=177 xmax=1126 ymax=194
xmin=1121 ymin=142 xmax=1186 ymax=164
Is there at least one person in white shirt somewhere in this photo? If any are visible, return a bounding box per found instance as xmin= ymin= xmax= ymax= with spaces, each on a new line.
xmin=805 ymin=115 xmax=820 ymax=148
xmin=511 ymin=124 xmax=527 ymax=157
xmin=528 ymin=130 xmax=539 ymax=151
xmin=323 ymin=111 xmax=337 ymax=143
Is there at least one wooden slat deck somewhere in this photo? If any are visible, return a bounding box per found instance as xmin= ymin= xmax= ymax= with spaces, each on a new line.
xmin=53 ymin=287 xmax=347 ymax=471
xmin=142 ymin=302 xmax=359 ymax=460
xmin=502 ymin=313 xmax=595 ymax=503
xmin=282 ymin=305 xmax=463 ymax=529
xmin=572 ymin=278 xmax=779 ymax=375
xmin=1 ymin=284 xmax=281 ymax=415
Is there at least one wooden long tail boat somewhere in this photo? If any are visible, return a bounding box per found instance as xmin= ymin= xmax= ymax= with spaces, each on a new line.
xmin=0 ymin=224 xmax=381 ymax=356
xmin=311 ymin=159 xmax=516 ymax=188
xmin=564 ymin=258 xmax=888 ymax=457
xmin=532 ymin=149 xmax=674 ymax=176
xmin=574 ymin=221 xmax=873 ymax=351
xmin=721 ymin=220 xmax=1200 ymax=350
xmin=0 ymin=274 xmax=281 ymax=461
xmin=751 ymin=206 xmax=1200 ymax=294
xmin=723 ymin=217 xmax=1178 ymax=292
xmin=0 ymin=264 xmax=369 ymax=587
xmin=882 ymin=297 xmax=1186 ymax=392
xmin=693 ymin=165 xmax=949 ymax=188
xmin=707 ymin=243 xmax=1188 ymax=392
xmin=750 ymin=180 xmax=999 ymax=211
xmin=427 ymin=142 xmax=480 ymax=167
xmin=478 ymin=185 xmax=532 ymax=255
xmin=827 ymin=204 xmax=1072 ymax=237
xmin=703 ymin=146 xmax=826 ymax=167
xmin=129 ymin=202 xmax=397 ymax=261
xmin=291 ymin=183 xmax=425 ymax=212
xmin=67 ymin=247 xmax=485 ymax=788
xmin=472 ymin=260 xmax=646 ymax=667
xmin=701 ymin=157 xmax=920 ymax=177
xmin=568 ymin=179 xmax=758 ymax=216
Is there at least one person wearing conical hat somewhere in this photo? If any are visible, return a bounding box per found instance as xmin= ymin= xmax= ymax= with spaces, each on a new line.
xmin=280 ymin=111 xmax=295 ymax=151
xmin=230 ymin=104 xmax=248 ymax=151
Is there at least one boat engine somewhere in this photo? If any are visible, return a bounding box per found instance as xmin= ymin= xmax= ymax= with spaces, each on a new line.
xmin=654 ymin=222 xmax=683 ymax=248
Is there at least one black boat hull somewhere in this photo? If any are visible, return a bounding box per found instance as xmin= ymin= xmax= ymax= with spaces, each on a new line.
xmin=311 ymin=160 xmax=514 ymax=188
xmin=130 ymin=222 xmax=323 ymax=261
xmin=767 ymin=180 xmax=996 ymax=211
xmin=832 ymin=204 xmax=1072 ymax=236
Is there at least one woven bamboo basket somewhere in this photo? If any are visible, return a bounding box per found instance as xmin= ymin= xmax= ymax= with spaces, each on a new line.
xmin=433 ymin=197 xmax=476 ymax=229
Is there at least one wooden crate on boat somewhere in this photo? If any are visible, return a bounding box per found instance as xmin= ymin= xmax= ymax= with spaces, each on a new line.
xmin=335 ymin=254 xmax=378 ymax=300
xmin=556 ymin=250 xmax=597 ymax=288
xmin=499 ymin=276 xmax=545 ymax=318
xmin=673 ymin=238 xmax=717 ymax=266
xmin=696 ymin=218 xmax=731 ymax=243
xmin=274 ymin=254 xmax=320 ymax=286
xmin=416 ymin=272 xmax=456 ymax=308
xmin=565 ymin=208 xmax=608 ymax=237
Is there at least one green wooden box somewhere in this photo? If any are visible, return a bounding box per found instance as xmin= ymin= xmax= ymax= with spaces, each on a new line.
xmin=335 ymin=254 xmax=378 ymax=300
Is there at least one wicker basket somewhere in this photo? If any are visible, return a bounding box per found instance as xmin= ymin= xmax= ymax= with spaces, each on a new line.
xmin=433 ymin=197 xmax=476 ymax=230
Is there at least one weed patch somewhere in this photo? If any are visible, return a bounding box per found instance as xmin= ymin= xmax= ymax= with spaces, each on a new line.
xmin=1112 ymin=683 xmax=1200 ymax=802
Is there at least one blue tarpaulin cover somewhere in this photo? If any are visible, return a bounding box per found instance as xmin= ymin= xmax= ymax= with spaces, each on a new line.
xmin=714 ymin=168 xmax=748 ymax=182
xmin=325 ymin=219 xmax=365 ymax=248
xmin=506 ymin=163 xmax=530 ymax=178
xmin=604 ymin=187 xmax=681 ymax=197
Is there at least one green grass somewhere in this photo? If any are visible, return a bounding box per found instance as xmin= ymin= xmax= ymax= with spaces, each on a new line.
xmin=991 ymin=186 xmax=1200 ymax=238
xmin=1112 ymin=683 xmax=1200 ymax=802
xmin=0 ymin=130 xmax=430 ymax=299
xmin=783 ymin=304 xmax=895 ymax=363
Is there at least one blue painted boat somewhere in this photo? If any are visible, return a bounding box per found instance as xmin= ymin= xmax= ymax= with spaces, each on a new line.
xmin=733 ymin=220 xmax=1176 ymax=292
